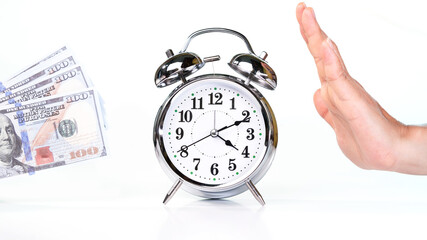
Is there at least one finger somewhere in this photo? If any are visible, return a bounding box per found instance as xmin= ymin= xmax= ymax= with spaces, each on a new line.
xmin=321 ymin=38 xmax=382 ymax=127
xmin=327 ymin=36 xmax=348 ymax=74
xmin=296 ymin=2 xmax=306 ymax=26
xmin=322 ymin=38 xmax=349 ymax=83
xmin=301 ymin=7 xmax=328 ymax=64
xmin=313 ymin=88 xmax=334 ymax=128
xmin=296 ymin=2 xmax=308 ymax=43
xmin=320 ymin=37 xmax=361 ymax=116
xmin=321 ymin=37 xmax=363 ymax=107
xmin=299 ymin=25 xmax=308 ymax=44
xmin=300 ymin=7 xmax=329 ymax=84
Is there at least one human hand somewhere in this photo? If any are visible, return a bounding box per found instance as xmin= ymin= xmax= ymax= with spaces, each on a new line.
xmin=296 ymin=2 xmax=427 ymax=174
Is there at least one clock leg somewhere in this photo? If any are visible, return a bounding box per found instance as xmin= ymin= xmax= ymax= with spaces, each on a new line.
xmin=246 ymin=180 xmax=266 ymax=206
xmin=163 ymin=179 xmax=183 ymax=204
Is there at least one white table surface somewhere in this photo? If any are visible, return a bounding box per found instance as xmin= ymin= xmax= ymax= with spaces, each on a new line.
xmin=1 ymin=0 xmax=427 ymax=239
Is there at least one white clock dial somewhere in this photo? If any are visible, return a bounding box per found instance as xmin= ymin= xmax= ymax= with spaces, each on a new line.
xmin=161 ymin=79 xmax=267 ymax=186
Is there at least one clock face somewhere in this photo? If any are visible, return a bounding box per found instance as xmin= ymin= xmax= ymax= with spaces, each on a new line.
xmin=159 ymin=78 xmax=268 ymax=187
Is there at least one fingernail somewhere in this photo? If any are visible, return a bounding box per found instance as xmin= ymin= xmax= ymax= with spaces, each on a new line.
xmin=311 ymin=7 xmax=316 ymax=20
xmin=301 ymin=2 xmax=306 ymax=8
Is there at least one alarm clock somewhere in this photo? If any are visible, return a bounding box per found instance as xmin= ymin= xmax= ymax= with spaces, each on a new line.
xmin=153 ymin=28 xmax=278 ymax=205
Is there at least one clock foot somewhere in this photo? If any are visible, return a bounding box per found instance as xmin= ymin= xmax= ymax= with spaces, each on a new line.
xmin=246 ymin=180 xmax=265 ymax=206
xmin=163 ymin=179 xmax=183 ymax=205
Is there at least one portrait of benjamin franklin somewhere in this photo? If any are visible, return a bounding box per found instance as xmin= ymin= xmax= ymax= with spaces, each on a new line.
xmin=0 ymin=113 xmax=28 ymax=178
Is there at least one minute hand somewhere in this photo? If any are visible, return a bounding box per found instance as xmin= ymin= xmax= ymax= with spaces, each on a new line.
xmin=217 ymin=116 xmax=250 ymax=132
xmin=177 ymin=134 xmax=210 ymax=152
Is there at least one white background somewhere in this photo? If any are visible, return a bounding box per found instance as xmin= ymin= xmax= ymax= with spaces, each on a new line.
xmin=1 ymin=0 xmax=427 ymax=239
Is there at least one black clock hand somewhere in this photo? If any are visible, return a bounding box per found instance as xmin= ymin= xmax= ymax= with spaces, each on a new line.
xmin=217 ymin=135 xmax=239 ymax=151
xmin=177 ymin=134 xmax=211 ymax=152
xmin=217 ymin=116 xmax=251 ymax=133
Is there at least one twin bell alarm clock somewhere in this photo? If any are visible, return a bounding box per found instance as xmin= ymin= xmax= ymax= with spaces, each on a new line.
xmin=153 ymin=28 xmax=278 ymax=205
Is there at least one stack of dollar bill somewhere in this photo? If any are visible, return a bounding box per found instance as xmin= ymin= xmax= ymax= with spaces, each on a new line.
xmin=0 ymin=46 xmax=107 ymax=179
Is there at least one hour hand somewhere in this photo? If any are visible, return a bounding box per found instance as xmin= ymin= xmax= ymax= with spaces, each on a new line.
xmin=217 ymin=135 xmax=238 ymax=151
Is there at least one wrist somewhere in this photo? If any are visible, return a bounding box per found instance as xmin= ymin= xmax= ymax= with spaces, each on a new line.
xmin=394 ymin=125 xmax=427 ymax=174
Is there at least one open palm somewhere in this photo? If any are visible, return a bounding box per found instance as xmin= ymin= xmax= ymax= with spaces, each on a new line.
xmin=296 ymin=3 xmax=427 ymax=174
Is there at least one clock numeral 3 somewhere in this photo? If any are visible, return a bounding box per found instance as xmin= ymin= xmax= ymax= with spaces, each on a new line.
xmin=247 ymin=128 xmax=255 ymax=140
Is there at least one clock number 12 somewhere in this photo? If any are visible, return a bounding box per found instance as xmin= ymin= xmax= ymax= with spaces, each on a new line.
xmin=209 ymin=93 xmax=223 ymax=105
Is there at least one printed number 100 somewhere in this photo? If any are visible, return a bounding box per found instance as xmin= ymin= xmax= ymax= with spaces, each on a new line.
xmin=70 ymin=147 xmax=99 ymax=159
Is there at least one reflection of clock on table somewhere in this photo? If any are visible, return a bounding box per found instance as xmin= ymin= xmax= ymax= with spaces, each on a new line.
xmin=153 ymin=28 xmax=278 ymax=205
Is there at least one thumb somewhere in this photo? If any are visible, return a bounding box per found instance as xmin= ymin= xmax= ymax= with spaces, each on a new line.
xmin=313 ymin=88 xmax=334 ymax=128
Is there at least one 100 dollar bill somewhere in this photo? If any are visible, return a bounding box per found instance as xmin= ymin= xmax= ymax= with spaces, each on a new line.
xmin=5 ymin=46 xmax=68 ymax=83
xmin=0 ymin=89 xmax=106 ymax=178
xmin=0 ymin=66 xmax=92 ymax=105
xmin=1 ymin=54 xmax=77 ymax=96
